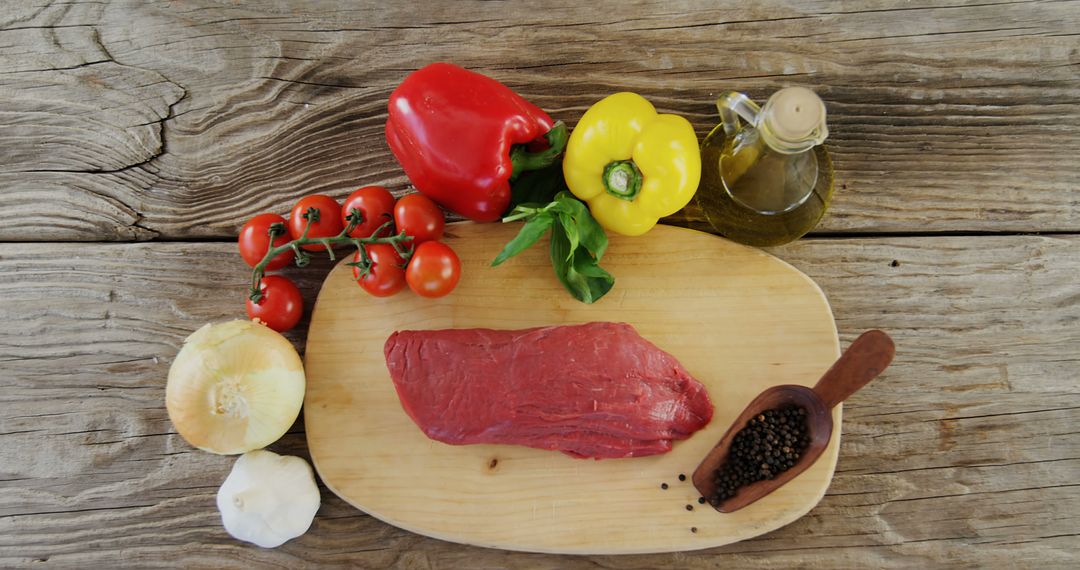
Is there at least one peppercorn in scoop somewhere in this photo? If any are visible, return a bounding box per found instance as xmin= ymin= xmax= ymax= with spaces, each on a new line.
xmin=706 ymin=405 xmax=810 ymax=506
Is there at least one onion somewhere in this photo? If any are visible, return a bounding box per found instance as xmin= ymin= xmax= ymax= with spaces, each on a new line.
xmin=167 ymin=320 xmax=305 ymax=455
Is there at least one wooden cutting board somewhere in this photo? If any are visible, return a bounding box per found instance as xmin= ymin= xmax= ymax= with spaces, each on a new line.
xmin=304 ymin=222 xmax=840 ymax=554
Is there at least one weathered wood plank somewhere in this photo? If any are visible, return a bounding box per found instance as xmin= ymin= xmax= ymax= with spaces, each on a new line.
xmin=1 ymin=0 xmax=1078 ymax=241
xmin=1 ymin=234 xmax=1077 ymax=566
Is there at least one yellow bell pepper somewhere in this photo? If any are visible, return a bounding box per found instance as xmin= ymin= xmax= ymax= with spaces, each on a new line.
xmin=563 ymin=92 xmax=701 ymax=236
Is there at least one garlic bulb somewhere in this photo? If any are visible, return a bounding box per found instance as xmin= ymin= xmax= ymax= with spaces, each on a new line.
xmin=217 ymin=450 xmax=321 ymax=548
xmin=167 ymin=320 xmax=305 ymax=455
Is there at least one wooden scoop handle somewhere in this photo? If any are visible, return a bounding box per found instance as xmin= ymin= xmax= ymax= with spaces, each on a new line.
xmin=812 ymin=330 xmax=895 ymax=409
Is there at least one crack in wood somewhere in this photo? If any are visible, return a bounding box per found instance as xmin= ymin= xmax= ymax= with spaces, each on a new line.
xmin=623 ymin=15 xmax=818 ymax=33
xmin=259 ymin=75 xmax=369 ymax=89
xmin=845 ymin=483 xmax=1080 ymax=508
xmin=0 ymin=59 xmax=111 ymax=74
xmin=839 ymin=457 xmax=1080 ymax=476
xmin=2 ymin=503 xmax=157 ymax=518
xmin=816 ymin=0 xmax=1042 ymax=17
xmin=0 ymin=24 xmax=94 ymax=32
xmin=925 ymin=406 xmax=1080 ymax=422
xmin=823 ymin=26 xmax=1044 ymax=44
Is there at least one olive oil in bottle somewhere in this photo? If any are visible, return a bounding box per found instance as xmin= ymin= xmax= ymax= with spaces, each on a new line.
xmin=696 ymin=88 xmax=834 ymax=247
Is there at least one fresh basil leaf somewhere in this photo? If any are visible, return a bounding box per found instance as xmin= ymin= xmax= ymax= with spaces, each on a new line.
xmin=560 ymin=259 xmax=613 ymax=304
xmin=558 ymin=211 xmax=578 ymax=260
xmin=550 ymin=221 xmax=572 ymax=272
xmin=499 ymin=187 xmax=616 ymax=304
xmin=544 ymin=200 xmax=571 ymax=216
xmin=553 ymin=191 xmax=584 ymax=211
xmin=573 ymin=254 xmax=614 ymax=280
xmin=549 ymin=228 xmax=586 ymax=302
xmin=571 ymin=248 xmax=614 ymax=299
xmin=549 ymin=191 xmax=580 ymax=215
xmin=491 ymin=212 xmax=554 ymax=267
xmin=574 ymin=203 xmax=608 ymax=259
xmin=563 ymin=266 xmax=591 ymax=303
xmin=549 ymin=226 xmax=614 ymax=304
xmin=509 ymin=163 xmax=568 ymax=210
xmin=552 ymin=191 xmax=607 ymax=258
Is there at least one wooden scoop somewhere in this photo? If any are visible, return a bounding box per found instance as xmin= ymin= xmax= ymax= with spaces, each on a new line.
xmin=692 ymin=330 xmax=895 ymax=513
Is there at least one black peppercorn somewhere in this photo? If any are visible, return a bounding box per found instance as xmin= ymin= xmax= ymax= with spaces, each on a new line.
xmin=661 ymin=483 xmax=668 ymax=490
xmin=705 ymin=405 xmax=810 ymax=507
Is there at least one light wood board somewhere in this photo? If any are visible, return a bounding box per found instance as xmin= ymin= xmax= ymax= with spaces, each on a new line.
xmin=304 ymin=222 xmax=841 ymax=554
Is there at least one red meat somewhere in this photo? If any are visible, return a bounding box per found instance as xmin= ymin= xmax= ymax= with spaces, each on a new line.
xmin=383 ymin=322 xmax=713 ymax=459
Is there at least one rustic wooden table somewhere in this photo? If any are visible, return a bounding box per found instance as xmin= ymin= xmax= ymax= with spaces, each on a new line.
xmin=2 ymin=1 xmax=1078 ymax=567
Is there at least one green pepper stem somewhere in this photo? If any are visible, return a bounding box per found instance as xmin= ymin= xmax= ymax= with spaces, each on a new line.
xmin=602 ymin=160 xmax=643 ymax=201
xmin=509 ymin=121 xmax=568 ymax=181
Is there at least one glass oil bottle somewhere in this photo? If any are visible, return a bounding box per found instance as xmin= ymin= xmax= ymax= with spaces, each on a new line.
xmin=696 ymin=87 xmax=834 ymax=247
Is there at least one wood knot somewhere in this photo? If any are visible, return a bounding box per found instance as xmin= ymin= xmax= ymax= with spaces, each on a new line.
xmin=487 ymin=457 xmax=499 ymax=471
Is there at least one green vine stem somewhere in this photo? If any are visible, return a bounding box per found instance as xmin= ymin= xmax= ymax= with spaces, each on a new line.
xmin=249 ymin=207 xmax=412 ymax=303
xmin=501 ymin=201 xmax=557 ymax=223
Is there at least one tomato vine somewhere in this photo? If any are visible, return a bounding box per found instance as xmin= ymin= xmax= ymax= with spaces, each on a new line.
xmin=248 ymin=207 xmax=413 ymax=303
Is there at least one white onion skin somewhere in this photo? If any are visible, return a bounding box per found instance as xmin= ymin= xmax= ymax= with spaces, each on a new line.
xmin=167 ymin=320 xmax=305 ymax=455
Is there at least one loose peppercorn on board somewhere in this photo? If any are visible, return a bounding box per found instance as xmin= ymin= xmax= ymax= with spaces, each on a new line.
xmin=304 ymin=222 xmax=841 ymax=554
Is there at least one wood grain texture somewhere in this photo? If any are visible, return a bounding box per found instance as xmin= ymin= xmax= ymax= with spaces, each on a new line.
xmin=3 ymin=0 xmax=1078 ymax=566
xmin=1 ymin=235 xmax=1077 ymax=566
xmin=1 ymin=0 xmax=1079 ymax=241
xmin=304 ymin=223 xmax=842 ymax=554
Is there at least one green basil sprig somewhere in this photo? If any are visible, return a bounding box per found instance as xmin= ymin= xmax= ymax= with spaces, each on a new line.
xmin=493 ymin=192 xmax=614 ymax=304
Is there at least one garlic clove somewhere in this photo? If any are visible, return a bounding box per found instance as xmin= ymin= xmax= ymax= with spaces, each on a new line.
xmin=166 ymin=320 xmax=305 ymax=455
xmin=217 ymin=450 xmax=321 ymax=548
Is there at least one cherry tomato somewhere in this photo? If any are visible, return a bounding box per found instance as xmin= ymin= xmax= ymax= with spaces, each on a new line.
xmin=354 ymin=244 xmax=406 ymax=297
xmin=246 ymin=275 xmax=303 ymax=332
xmin=341 ymin=186 xmax=396 ymax=238
xmin=238 ymin=213 xmax=294 ymax=270
xmin=394 ymin=193 xmax=444 ymax=246
xmin=406 ymin=241 xmax=461 ymax=298
xmin=289 ymin=195 xmax=344 ymax=251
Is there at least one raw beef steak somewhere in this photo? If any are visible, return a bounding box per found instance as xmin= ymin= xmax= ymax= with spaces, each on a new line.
xmin=383 ymin=322 xmax=713 ymax=459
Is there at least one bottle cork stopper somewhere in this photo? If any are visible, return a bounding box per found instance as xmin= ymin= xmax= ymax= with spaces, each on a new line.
xmin=764 ymin=87 xmax=827 ymax=143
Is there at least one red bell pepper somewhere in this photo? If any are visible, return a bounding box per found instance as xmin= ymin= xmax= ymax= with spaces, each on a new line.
xmin=385 ymin=63 xmax=567 ymax=222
